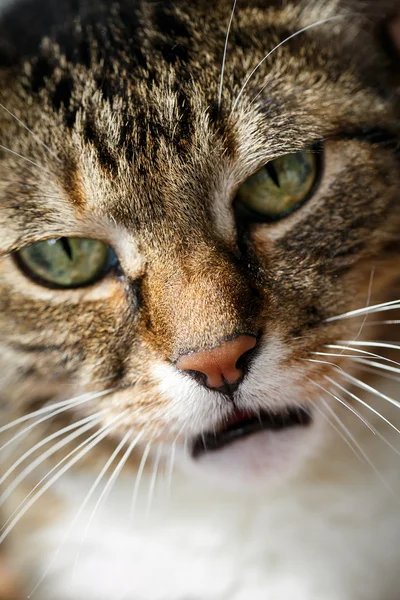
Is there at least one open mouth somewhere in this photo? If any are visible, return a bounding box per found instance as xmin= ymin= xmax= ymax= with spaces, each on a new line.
xmin=192 ymin=407 xmax=312 ymax=458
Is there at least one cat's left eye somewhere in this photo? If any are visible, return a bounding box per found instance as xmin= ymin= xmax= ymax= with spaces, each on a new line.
xmin=16 ymin=238 xmax=118 ymax=288
xmin=235 ymin=150 xmax=319 ymax=222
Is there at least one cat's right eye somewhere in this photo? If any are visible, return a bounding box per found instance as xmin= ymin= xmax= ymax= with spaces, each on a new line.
xmin=16 ymin=237 xmax=118 ymax=288
xmin=235 ymin=150 xmax=319 ymax=222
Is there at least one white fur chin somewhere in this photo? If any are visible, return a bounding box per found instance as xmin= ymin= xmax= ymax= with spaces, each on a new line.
xmin=179 ymin=422 xmax=323 ymax=491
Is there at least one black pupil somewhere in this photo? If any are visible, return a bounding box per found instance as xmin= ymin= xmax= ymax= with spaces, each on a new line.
xmin=60 ymin=238 xmax=73 ymax=260
xmin=266 ymin=162 xmax=280 ymax=188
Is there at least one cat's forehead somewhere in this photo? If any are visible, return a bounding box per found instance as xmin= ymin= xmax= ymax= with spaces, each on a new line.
xmin=0 ymin=0 xmax=350 ymax=135
xmin=0 ymin=0 xmax=393 ymax=137
xmin=0 ymin=0 xmax=397 ymax=252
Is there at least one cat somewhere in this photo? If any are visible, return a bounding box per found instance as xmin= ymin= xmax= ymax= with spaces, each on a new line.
xmin=0 ymin=0 xmax=399 ymax=598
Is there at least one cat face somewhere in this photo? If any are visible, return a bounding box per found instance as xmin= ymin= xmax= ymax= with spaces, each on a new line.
xmin=0 ymin=0 xmax=399 ymax=486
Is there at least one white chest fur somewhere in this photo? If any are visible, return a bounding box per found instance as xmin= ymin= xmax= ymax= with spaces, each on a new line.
xmin=18 ymin=420 xmax=400 ymax=600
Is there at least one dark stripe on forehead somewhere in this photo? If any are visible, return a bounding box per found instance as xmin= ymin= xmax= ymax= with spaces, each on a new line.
xmin=151 ymin=2 xmax=191 ymax=65
xmin=52 ymin=76 xmax=75 ymax=112
xmin=30 ymin=55 xmax=55 ymax=93
xmin=0 ymin=0 xmax=141 ymax=64
xmin=1 ymin=0 xmax=146 ymax=97
xmin=174 ymin=89 xmax=194 ymax=151
xmin=83 ymin=114 xmax=119 ymax=175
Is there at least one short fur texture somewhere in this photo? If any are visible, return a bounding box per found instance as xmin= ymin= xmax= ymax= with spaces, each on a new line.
xmin=0 ymin=0 xmax=399 ymax=598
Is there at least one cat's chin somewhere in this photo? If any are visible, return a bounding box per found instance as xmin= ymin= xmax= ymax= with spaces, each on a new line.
xmin=178 ymin=413 xmax=323 ymax=492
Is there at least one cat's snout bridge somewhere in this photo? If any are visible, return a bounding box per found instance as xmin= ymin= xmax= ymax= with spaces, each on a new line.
xmin=176 ymin=335 xmax=257 ymax=394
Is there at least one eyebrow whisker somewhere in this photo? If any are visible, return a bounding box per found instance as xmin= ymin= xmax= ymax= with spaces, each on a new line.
xmin=0 ymin=102 xmax=61 ymax=163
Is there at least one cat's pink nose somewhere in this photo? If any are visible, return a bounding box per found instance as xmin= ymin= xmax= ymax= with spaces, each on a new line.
xmin=176 ymin=335 xmax=257 ymax=391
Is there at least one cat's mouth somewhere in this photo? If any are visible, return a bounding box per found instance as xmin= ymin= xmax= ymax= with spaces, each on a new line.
xmin=192 ymin=407 xmax=312 ymax=458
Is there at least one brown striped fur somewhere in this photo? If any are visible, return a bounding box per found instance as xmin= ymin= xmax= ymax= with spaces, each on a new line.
xmin=0 ymin=0 xmax=400 ymax=596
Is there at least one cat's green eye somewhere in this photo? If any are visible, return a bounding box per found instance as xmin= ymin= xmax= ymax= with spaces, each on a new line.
xmin=17 ymin=238 xmax=117 ymax=288
xmin=235 ymin=150 xmax=318 ymax=221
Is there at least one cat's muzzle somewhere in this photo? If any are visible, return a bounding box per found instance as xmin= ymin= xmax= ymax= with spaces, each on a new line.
xmin=191 ymin=406 xmax=312 ymax=458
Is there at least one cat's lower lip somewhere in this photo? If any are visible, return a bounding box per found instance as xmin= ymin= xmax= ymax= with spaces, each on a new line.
xmin=191 ymin=407 xmax=312 ymax=458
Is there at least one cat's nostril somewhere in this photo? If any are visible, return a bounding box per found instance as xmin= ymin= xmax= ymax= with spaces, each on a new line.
xmin=176 ymin=334 xmax=257 ymax=392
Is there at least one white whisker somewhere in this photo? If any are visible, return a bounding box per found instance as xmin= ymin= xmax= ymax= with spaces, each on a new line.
xmin=325 ymin=376 xmax=400 ymax=435
xmin=321 ymin=398 xmax=397 ymax=490
xmin=356 ymin=364 xmax=400 ymax=383
xmin=311 ymin=397 xmax=363 ymax=461
xmin=129 ymin=441 xmax=152 ymax=523
xmin=318 ymin=396 xmax=396 ymax=498
xmin=146 ymin=445 xmax=163 ymax=518
xmin=0 ymin=414 xmax=105 ymax=508
xmin=341 ymin=372 xmax=400 ymax=410
xmin=351 ymin=358 xmax=400 ymax=375
xmin=72 ymin=430 xmax=133 ymax=581
xmin=29 ymin=426 xmax=140 ymax=598
xmin=364 ymin=320 xmax=400 ymax=326
xmin=165 ymin=441 xmax=176 ymax=502
xmin=218 ymin=0 xmax=238 ymax=109
xmin=0 ymin=388 xmax=116 ymax=434
xmin=307 ymin=378 xmax=375 ymax=433
xmin=232 ymin=16 xmax=342 ymax=112
xmin=0 ymin=103 xmax=61 ymax=163
xmin=0 ymin=412 xmax=104 ymax=487
xmin=326 ymin=299 xmax=400 ymax=322
xmin=0 ymin=388 xmax=116 ymax=452
xmin=0 ymin=144 xmax=51 ymax=173
xmin=0 ymin=412 xmax=128 ymax=544
xmin=322 ymin=346 xmax=400 ymax=368
xmin=313 ymin=352 xmax=376 ymax=359
xmin=338 ymin=340 xmax=400 ymax=351
xmin=350 ymin=267 xmax=375 ymax=343
xmin=321 ymin=386 xmax=400 ymax=458
xmin=183 ymin=436 xmax=189 ymax=458
xmin=304 ymin=357 xmax=346 ymax=372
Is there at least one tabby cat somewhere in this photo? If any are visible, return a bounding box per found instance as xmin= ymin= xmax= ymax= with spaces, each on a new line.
xmin=0 ymin=0 xmax=399 ymax=598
